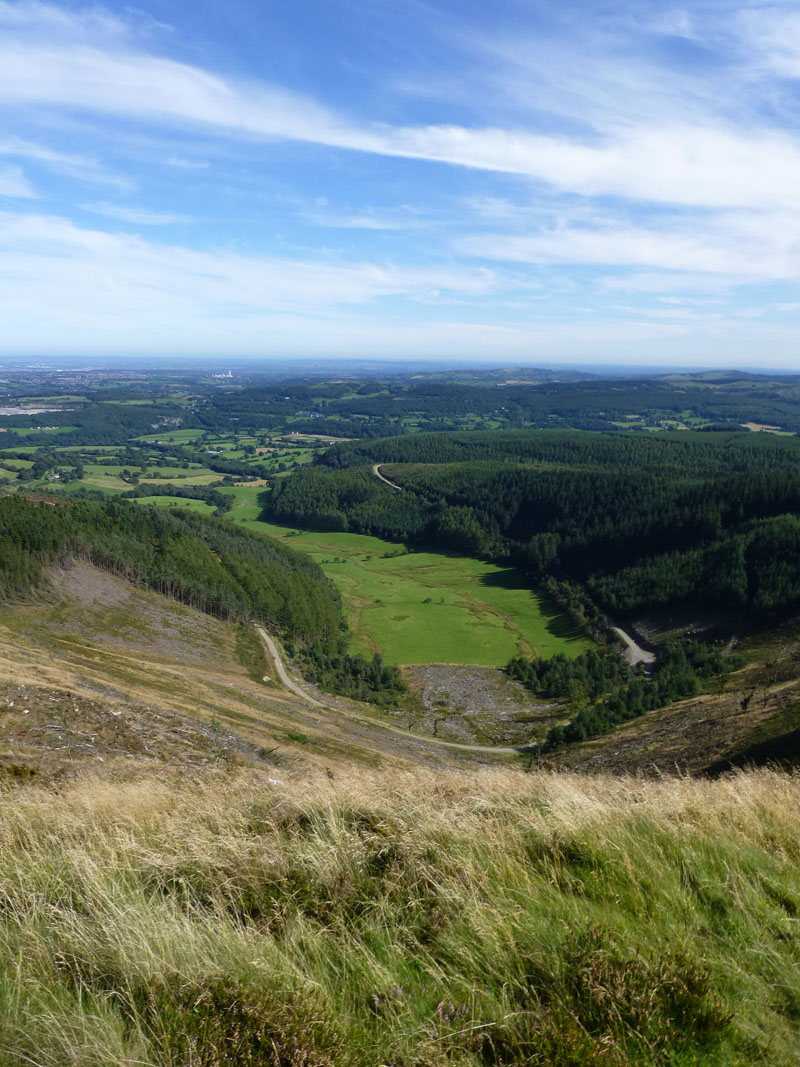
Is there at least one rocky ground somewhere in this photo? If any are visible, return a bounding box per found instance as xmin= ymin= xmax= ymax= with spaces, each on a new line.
xmin=0 ymin=681 xmax=271 ymax=782
xmin=400 ymin=663 xmax=563 ymax=746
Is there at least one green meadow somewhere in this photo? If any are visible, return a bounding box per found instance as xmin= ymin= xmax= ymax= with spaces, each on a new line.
xmin=134 ymin=428 xmax=207 ymax=443
xmin=131 ymin=495 xmax=218 ymax=513
xmin=90 ymin=483 xmax=587 ymax=667
xmin=77 ymin=464 xmax=221 ymax=491
xmin=240 ymin=517 xmax=588 ymax=665
xmin=224 ymin=484 xmax=266 ymax=520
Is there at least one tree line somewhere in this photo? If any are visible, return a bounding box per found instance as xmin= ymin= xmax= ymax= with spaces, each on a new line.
xmin=0 ymin=495 xmax=403 ymax=702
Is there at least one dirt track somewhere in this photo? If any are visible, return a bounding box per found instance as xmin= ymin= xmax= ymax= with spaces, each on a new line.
xmin=255 ymin=626 xmax=327 ymax=709
xmin=611 ymin=626 xmax=655 ymax=667
xmin=255 ymin=625 xmax=519 ymax=756
xmin=371 ymin=464 xmax=403 ymax=490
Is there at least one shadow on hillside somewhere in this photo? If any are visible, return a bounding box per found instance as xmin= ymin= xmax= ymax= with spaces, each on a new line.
xmin=706 ymin=729 xmax=800 ymax=776
xmin=478 ymin=568 xmax=586 ymax=645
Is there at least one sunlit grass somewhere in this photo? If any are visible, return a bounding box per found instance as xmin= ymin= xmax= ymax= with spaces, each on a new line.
xmin=0 ymin=766 xmax=797 ymax=1065
xmin=240 ymin=519 xmax=588 ymax=665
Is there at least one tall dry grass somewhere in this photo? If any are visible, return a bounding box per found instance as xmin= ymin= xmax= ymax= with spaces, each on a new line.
xmin=0 ymin=765 xmax=798 ymax=1065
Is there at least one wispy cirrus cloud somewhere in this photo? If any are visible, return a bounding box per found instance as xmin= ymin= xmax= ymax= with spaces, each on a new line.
xmin=735 ymin=5 xmax=800 ymax=78
xmin=0 ymin=209 xmax=796 ymax=363
xmin=0 ymin=136 xmax=130 ymax=189
xmin=597 ymin=272 xmax=735 ymax=295
xmin=165 ymin=155 xmax=209 ymax=170
xmin=0 ymin=210 xmax=500 ymax=316
xmin=459 ymin=207 xmax=800 ymax=281
xmin=1 ymin=1 xmax=800 ymax=213
xmin=0 ymin=163 xmax=35 ymax=197
xmin=82 ymin=201 xmax=194 ymax=225
xmin=0 ymin=0 xmax=127 ymax=40
xmin=302 ymin=202 xmax=423 ymax=230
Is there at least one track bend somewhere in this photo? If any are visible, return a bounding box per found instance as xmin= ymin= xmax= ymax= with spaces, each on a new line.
xmin=254 ymin=625 xmax=519 ymax=756
xmin=371 ymin=464 xmax=403 ymax=490
xmin=611 ymin=626 xmax=655 ymax=667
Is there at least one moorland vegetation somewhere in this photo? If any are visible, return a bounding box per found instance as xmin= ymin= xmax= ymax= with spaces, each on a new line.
xmin=1 ymin=765 xmax=798 ymax=1067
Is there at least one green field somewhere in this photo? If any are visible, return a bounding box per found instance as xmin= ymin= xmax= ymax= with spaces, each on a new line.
xmin=225 ymin=484 xmax=266 ymax=520
xmin=139 ymin=472 xmax=221 ymax=486
xmin=79 ymin=463 xmax=221 ymax=491
xmin=240 ymin=518 xmax=588 ymax=665
xmin=134 ymin=496 xmax=217 ymax=513
xmin=134 ymin=428 xmax=206 ymax=442
xmin=0 ymin=458 xmax=33 ymax=469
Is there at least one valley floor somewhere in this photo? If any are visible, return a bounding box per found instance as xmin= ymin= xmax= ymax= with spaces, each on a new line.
xmin=237 ymin=517 xmax=589 ymax=666
xmin=2 ymin=558 xmax=799 ymax=776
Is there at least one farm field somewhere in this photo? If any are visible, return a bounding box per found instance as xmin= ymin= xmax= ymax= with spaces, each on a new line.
xmin=134 ymin=428 xmax=206 ymax=442
xmin=241 ymin=517 xmax=588 ymax=665
xmin=131 ymin=495 xmax=218 ymax=513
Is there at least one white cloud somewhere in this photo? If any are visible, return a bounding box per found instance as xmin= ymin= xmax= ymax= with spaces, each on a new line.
xmin=302 ymin=207 xmax=421 ymax=230
xmin=459 ymin=206 xmax=800 ymax=282
xmin=2 ymin=4 xmax=800 ymax=212
xmin=0 ymin=0 xmax=151 ymax=46
xmin=0 ymin=136 xmax=130 ymax=188
xmin=166 ymin=155 xmax=209 ymax=169
xmin=0 ymin=164 xmax=35 ymax=197
xmin=736 ymin=6 xmax=800 ymax=77
xmin=0 ymin=38 xmax=349 ymax=144
xmin=82 ymin=201 xmax=193 ymax=225
xmin=450 ymin=8 xmax=761 ymax=134
xmin=361 ymin=123 xmax=800 ymax=210
xmin=650 ymin=10 xmax=698 ymax=40
xmin=0 ymin=207 xmax=798 ymax=362
xmin=0 ymin=211 xmax=500 ymax=324
xmin=598 ymin=271 xmax=736 ymax=294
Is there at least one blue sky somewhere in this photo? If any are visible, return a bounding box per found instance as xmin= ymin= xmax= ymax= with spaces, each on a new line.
xmin=2 ymin=0 xmax=800 ymax=366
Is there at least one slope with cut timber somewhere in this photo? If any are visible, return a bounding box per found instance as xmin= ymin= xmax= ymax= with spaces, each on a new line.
xmin=0 ymin=560 xmax=479 ymax=780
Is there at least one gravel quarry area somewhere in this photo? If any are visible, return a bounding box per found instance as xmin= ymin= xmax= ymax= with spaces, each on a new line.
xmin=402 ymin=663 xmax=562 ymax=746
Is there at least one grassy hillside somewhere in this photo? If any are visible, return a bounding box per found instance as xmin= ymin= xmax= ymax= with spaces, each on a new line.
xmin=0 ymin=495 xmax=344 ymax=644
xmin=0 ymin=765 xmax=798 ymax=1066
xmin=0 ymin=495 xmax=414 ymax=706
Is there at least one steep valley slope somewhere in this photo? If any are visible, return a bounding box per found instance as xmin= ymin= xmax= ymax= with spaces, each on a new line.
xmin=0 ymin=560 xmax=482 ymax=779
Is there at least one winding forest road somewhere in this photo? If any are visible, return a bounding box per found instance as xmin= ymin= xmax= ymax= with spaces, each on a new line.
xmin=256 ymin=626 xmax=328 ymax=709
xmin=611 ymin=626 xmax=656 ymax=667
xmin=254 ymin=625 xmax=519 ymax=756
xmin=371 ymin=464 xmax=403 ymax=490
